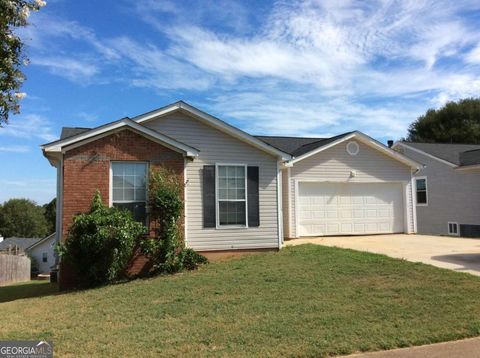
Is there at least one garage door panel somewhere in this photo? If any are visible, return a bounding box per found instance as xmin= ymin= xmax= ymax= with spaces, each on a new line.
xmin=298 ymin=182 xmax=404 ymax=236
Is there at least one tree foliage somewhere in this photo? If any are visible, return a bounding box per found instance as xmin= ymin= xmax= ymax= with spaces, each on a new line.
xmin=0 ymin=198 xmax=49 ymax=238
xmin=407 ymin=98 xmax=480 ymax=143
xmin=0 ymin=0 xmax=45 ymax=125
xmin=140 ymin=167 xmax=207 ymax=274
xmin=43 ymin=198 xmax=55 ymax=234
xmin=58 ymin=191 xmax=146 ymax=288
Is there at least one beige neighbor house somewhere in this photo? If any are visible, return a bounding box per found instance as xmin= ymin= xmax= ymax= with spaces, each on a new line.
xmin=393 ymin=141 xmax=480 ymax=237
xmin=41 ymin=101 xmax=420 ymax=284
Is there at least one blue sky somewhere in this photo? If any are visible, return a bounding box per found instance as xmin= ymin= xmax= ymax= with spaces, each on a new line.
xmin=1 ymin=0 xmax=480 ymax=204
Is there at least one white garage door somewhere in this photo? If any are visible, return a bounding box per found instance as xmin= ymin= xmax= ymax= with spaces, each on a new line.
xmin=298 ymin=182 xmax=404 ymax=236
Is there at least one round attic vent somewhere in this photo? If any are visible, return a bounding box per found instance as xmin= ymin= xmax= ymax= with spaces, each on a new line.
xmin=346 ymin=141 xmax=359 ymax=156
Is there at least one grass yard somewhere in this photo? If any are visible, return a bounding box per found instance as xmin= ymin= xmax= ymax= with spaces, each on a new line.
xmin=1 ymin=244 xmax=480 ymax=357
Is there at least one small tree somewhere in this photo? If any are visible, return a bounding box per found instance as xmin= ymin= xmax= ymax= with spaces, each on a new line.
xmin=1 ymin=0 xmax=46 ymax=125
xmin=58 ymin=191 xmax=146 ymax=287
xmin=0 ymin=198 xmax=48 ymax=238
xmin=141 ymin=167 xmax=207 ymax=273
xmin=43 ymin=198 xmax=56 ymax=234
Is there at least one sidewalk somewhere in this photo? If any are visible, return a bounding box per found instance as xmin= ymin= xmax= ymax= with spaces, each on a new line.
xmin=343 ymin=337 xmax=480 ymax=357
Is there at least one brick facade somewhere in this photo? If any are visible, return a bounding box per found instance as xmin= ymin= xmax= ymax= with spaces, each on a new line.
xmin=60 ymin=129 xmax=184 ymax=288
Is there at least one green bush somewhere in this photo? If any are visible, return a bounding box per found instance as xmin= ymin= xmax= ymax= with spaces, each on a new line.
xmin=142 ymin=167 xmax=208 ymax=274
xmin=58 ymin=191 xmax=146 ymax=287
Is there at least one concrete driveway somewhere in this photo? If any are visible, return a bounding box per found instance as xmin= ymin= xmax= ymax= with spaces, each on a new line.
xmin=285 ymin=234 xmax=480 ymax=276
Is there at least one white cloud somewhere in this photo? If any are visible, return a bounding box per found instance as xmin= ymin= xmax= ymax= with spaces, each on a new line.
xmin=466 ymin=44 xmax=480 ymax=64
xmin=0 ymin=179 xmax=56 ymax=205
xmin=0 ymin=114 xmax=56 ymax=142
xmin=0 ymin=145 xmax=30 ymax=153
xmin=31 ymin=57 xmax=99 ymax=83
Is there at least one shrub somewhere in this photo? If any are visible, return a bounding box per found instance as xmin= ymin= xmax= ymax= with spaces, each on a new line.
xmin=58 ymin=191 xmax=146 ymax=287
xmin=141 ymin=167 xmax=208 ymax=274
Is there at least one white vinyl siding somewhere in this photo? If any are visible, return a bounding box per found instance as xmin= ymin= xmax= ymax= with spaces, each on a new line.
xmin=144 ymin=112 xmax=279 ymax=251
xmin=289 ymin=140 xmax=415 ymax=237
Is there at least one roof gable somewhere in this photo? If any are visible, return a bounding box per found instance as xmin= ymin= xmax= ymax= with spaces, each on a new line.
xmin=284 ymin=131 xmax=420 ymax=168
xmin=397 ymin=142 xmax=480 ymax=166
xmin=42 ymin=118 xmax=200 ymax=160
xmin=134 ymin=101 xmax=291 ymax=160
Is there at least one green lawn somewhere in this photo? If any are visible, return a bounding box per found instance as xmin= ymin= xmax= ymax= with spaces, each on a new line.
xmin=1 ymin=244 xmax=480 ymax=357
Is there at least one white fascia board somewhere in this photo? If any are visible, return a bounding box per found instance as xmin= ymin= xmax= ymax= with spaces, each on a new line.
xmin=134 ymin=101 xmax=292 ymax=161
xmin=455 ymin=164 xmax=480 ymax=171
xmin=287 ymin=132 xmax=421 ymax=169
xmin=42 ymin=119 xmax=199 ymax=157
xmin=392 ymin=142 xmax=457 ymax=168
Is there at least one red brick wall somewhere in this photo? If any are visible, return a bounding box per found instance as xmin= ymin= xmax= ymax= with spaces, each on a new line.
xmin=60 ymin=129 xmax=184 ymax=288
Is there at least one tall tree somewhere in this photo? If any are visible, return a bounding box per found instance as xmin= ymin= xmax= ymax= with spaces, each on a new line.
xmin=43 ymin=197 xmax=55 ymax=234
xmin=0 ymin=0 xmax=45 ymax=125
xmin=0 ymin=198 xmax=48 ymax=238
xmin=407 ymin=98 xmax=480 ymax=143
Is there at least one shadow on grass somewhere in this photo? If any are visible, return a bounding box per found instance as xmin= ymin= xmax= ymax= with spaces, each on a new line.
xmin=0 ymin=280 xmax=60 ymax=304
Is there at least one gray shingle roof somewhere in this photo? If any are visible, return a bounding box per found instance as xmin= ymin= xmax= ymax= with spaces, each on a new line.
xmin=255 ymin=132 xmax=353 ymax=157
xmin=0 ymin=237 xmax=41 ymax=251
xmin=459 ymin=149 xmax=480 ymax=166
xmin=402 ymin=142 xmax=480 ymax=165
xmin=60 ymin=127 xmax=91 ymax=140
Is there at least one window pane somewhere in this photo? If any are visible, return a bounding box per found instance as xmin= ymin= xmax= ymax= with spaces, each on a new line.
xmin=227 ymin=166 xmax=236 ymax=177
xmin=236 ymin=166 xmax=245 ymax=177
xmin=124 ymin=176 xmax=135 ymax=189
xmin=135 ymin=175 xmax=145 ymax=188
xmin=113 ymin=202 xmax=146 ymax=223
xmin=236 ymin=178 xmax=245 ymax=188
xmin=237 ymin=189 xmax=245 ymax=200
xmin=218 ymin=166 xmax=227 ymax=177
xmin=113 ymin=188 xmax=123 ymax=201
xmin=112 ymin=163 xmax=124 ymax=176
xmin=124 ymin=164 xmax=135 ymax=175
xmin=124 ymin=188 xmax=135 ymax=201
xmin=219 ymin=201 xmax=246 ymax=225
xmin=135 ymin=189 xmax=146 ymax=201
xmin=113 ymin=175 xmax=123 ymax=188
xmin=416 ymin=179 xmax=426 ymax=191
xmin=228 ymin=188 xmax=237 ymax=200
xmin=218 ymin=189 xmax=227 ymax=200
xmin=218 ymin=178 xmax=227 ymax=189
xmin=417 ymin=191 xmax=427 ymax=204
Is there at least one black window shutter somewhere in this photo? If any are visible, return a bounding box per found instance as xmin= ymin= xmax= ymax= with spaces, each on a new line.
xmin=203 ymin=165 xmax=216 ymax=228
xmin=247 ymin=166 xmax=260 ymax=227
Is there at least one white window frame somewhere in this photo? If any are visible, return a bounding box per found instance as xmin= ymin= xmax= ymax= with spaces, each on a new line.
xmin=215 ymin=163 xmax=248 ymax=229
xmin=448 ymin=222 xmax=459 ymax=236
xmin=415 ymin=176 xmax=428 ymax=206
xmin=109 ymin=161 xmax=149 ymax=218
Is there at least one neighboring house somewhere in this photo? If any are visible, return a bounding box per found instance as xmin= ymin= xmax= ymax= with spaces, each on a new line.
xmin=393 ymin=142 xmax=480 ymax=237
xmin=41 ymin=101 xmax=419 ymax=285
xmin=0 ymin=237 xmax=41 ymax=253
xmin=25 ymin=233 xmax=56 ymax=274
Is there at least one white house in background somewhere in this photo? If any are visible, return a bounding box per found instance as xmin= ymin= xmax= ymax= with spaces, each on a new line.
xmin=26 ymin=233 xmax=56 ymax=274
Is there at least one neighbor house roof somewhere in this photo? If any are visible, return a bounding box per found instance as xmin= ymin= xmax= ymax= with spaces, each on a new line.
xmin=0 ymin=237 xmax=41 ymax=251
xmin=25 ymin=233 xmax=56 ymax=251
xmin=459 ymin=149 xmax=480 ymax=166
xmin=60 ymin=127 xmax=90 ymax=140
xmin=398 ymin=142 xmax=480 ymax=166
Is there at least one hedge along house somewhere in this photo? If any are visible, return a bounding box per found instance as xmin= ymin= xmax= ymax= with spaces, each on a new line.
xmin=42 ymin=101 xmax=420 ymax=285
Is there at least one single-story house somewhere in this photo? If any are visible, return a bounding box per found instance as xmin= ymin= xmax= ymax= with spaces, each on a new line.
xmin=41 ymin=101 xmax=420 ymax=285
xmin=0 ymin=237 xmax=41 ymax=253
xmin=393 ymin=141 xmax=480 ymax=237
xmin=25 ymin=233 xmax=56 ymax=274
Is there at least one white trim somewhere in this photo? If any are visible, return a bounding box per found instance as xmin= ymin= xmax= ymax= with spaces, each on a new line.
xmin=134 ymin=101 xmax=292 ymax=160
xmin=392 ymin=142 xmax=457 ymax=168
xmin=42 ymin=118 xmax=199 ymax=157
xmin=183 ymin=158 xmax=188 ymax=247
xmin=294 ymin=179 xmax=299 ymax=238
xmin=26 ymin=233 xmax=56 ymax=251
xmin=287 ymin=167 xmax=292 ymax=238
xmin=455 ymin=164 xmax=480 ymax=171
xmin=215 ymin=163 xmax=249 ymax=229
xmin=414 ymin=176 xmax=428 ymax=207
xmin=287 ymin=132 xmax=420 ymax=168
xmin=276 ymin=161 xmax=283 ymax=248
xmin=55 ymin=156 xmax=63 ymax=267
xmin=402 ymin=182 xmax=409 ymax=234
xmin=448 ymin=222 xmax=460 ymax=236
xmin=411 ymin=170 xmax=418 ymax=233
xmin=346 ymin=141 xmax=359 ymax=156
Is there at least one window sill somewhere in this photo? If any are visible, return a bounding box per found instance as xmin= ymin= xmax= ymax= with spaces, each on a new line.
xmin=216 ymin=225 xmax=249 ymax=230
